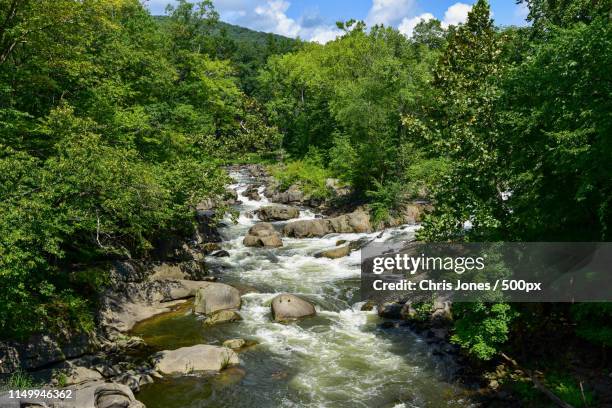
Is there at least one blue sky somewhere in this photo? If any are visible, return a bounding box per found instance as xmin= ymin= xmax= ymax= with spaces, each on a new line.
xmin=144 ymin=0 xmax=529 ymax=43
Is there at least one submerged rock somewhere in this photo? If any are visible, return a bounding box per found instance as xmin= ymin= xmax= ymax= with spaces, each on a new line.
xmin=256 ymin=205 xmax=300 ymax=221
xmin=314 ymin=244 xmax=351 ymax=259
xmin=271 ymin=294 xmax=316 ymax=322
xmin=222 ymin=338 xmax=246 ymax=349
xmin=243 ymin=222 xmax=283 ymax=248
xmin=194 ymin=283 xmax=241 ymax=315
xmin=154 ymin=345 xmax=239 ymax=375
xmin=203 ymin=310 xmax=242 ymax=325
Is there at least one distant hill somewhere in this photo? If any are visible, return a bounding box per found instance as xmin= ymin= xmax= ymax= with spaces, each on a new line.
xmin=153 ymin=16 xmax=297 ymax=46
xmin=152 ymin=16 xmax=299 ymax=94
xmin=215 ymin=21 xmax=296 ymax=45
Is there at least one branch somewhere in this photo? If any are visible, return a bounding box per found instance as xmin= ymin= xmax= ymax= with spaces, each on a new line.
xmin=0 ymin=0 xmax=23 ymax=42
xmin=500 ymin=353 xmax=575 ymax=408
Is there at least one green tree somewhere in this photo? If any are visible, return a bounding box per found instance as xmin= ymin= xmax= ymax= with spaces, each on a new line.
xmin=415 ymin=0 xmax=506 ymax=242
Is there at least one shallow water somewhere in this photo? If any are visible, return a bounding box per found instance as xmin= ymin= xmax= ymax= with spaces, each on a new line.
xmin=135 ymin=170 xmax=472 ymax=408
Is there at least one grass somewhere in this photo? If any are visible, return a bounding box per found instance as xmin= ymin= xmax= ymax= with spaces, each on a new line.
xmin=268 ymin=160 xmax=333 ymax=201
xmin=511 ymin=371 xmax=595 ymax=408
xmin=0 ymin=370 xmax=37 ymax=391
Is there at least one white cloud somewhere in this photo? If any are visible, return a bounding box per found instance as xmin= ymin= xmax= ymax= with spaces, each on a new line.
xmin=366 ymin=0 xmax=416 ymax=27
xmin=513 ymin=2 xmax=529 ymax=25
xmin=216 ymin=0 xmax=341 ymax=43
xmin=253 ymin=0 xmax=300 ymax=37
xmin=308 ymin=26 xmax=343 ymax=44
xmin=398 ymin=12 xmax=434 ymax=37
xmin=442 ymin=2 xmax=472 ymax=28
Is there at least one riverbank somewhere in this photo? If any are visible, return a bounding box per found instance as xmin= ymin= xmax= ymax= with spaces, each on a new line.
xmin=1 ymin=164 xmax=476 ymax=408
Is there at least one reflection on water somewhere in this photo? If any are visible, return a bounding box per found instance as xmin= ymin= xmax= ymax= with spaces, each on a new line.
xmin=135 ymin=170 xmax=472 ymax=408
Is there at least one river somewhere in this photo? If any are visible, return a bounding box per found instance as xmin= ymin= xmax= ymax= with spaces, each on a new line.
xmin=133 ymin=169 xmax=472 ymax=408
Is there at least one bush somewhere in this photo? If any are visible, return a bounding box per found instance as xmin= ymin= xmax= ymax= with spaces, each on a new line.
xmin=268 ymin=152 xmax=333 ymax=200
xmin=547 ymin=372 xmax=595 ymax=408
xmin=451 ymin=302 xmax=518 ymax=360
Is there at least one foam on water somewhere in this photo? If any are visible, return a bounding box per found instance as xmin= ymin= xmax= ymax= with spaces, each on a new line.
xmin=137 ymin=169 xmax=471 ymax=408
xmin=209 ymin=171 xmax=466 ymax=406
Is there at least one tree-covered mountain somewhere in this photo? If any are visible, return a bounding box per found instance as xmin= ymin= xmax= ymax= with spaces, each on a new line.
xmin=154 ymin=14 xmax=300 ymax=94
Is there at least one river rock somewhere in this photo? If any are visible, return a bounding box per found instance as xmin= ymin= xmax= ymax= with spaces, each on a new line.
xmin=283 ymin=210 xmax=372 ymax=238
xmin=348 ymin=237 xmax=371 ymax=251
xmin=282 ymin=218 xmax=330 ymax=238
xmin=242 ymin=185 xmax=261 ymax=200
xmin=203 ymin=310 xmax=242 ymax=325
xmin=243 ymin=222 xmax=283 ymax=247
xmin=325 ymin=178 xmax=351 ymax=197
xmin=328 ymin=209 xmax=371 ymax=233
xmin=223 ymin=338 xmax=246 ymax=349
xmin=194 ymin=283 xmax=241 ymax=315
xmin=256 ymin=205 xmax=300 ymax=221
xmin=3 ymin=333 xmax=95 ymax=372
xmin=154 ymin=345 xmax=239 ymax=375
xmin=195 ymin=209 xmax=222 ymax=243
xmin=63 ymin=364 xmax=104 ymax=386
xmin=99 ymin=279 xmax=215 ymax=334
xmin=246 ymin=164 xmax=268 ymax=178
xmin=0 ymin=344 xmax=20 ymax=374
xmin=201 ymin=242 xmax=221 ymax=253
xmin=150 ymin=262 xmax=187 ymax=280
xmin=271 ymin=294 xmax=316 ymax=321
xmin=314 ymin=244 xmax=351 ymax=259
xmin=267 ymin=184 xmax=305 ymax=204
xmin=377 ymin=301 xmax=404 ymax=319
xmin=211 ymin=249 xmax=230 ymax=257
xmin=382 ymin=201 xmax=434 ymax=227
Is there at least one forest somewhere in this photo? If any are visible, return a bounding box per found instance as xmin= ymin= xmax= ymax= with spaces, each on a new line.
xmin=0 ymin=0 xmax=611 ymax=405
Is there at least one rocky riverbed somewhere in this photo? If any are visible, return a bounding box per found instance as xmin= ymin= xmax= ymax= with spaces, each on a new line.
xmin=1 ymin=165 xmax=473 ymax=408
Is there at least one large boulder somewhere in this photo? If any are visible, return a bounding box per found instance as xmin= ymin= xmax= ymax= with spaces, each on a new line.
xmin=267 ymin=184 xmax=305 ymax=204
xmin=271 ymin=294 xmax=316 ymax=322
xmin=282 ymin=219 xmax=330 ymax=238
xmin=314 ymin=244 xmax=351 ymax=259
xmin=243 ymin=222 xmax=283 ymax=248
xmin=328 ymin=209 xmax=371 ymax=233
xmin=256 ymin=205 xmax=300 ymax=221
xmin=194 ymin=283 xmax=241 ymax=315
xmin=283 ymin=210 xmax=372 ymax=238
xmin=401 ymin=201 xmax=433 ymax=224
xmin=154 ymin=345 xmax=239 ymax=375
xmin=99 ymin=279 xmax=215 ymax=334
xmin=383 ymin=201 xmax=434 ymax=227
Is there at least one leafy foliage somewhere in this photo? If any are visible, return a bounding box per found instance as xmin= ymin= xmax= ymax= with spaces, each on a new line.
xmin=268 ymin=151 xmax=333 ymax=200
xmin=0 ymin=0 xmax=279 ymax=339
xmin=451 ymin=303 xmax=518 ymax=360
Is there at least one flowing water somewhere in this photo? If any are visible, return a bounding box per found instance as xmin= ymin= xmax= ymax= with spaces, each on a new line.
xmin=135 ymin=170 xmax=472 ymax=408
